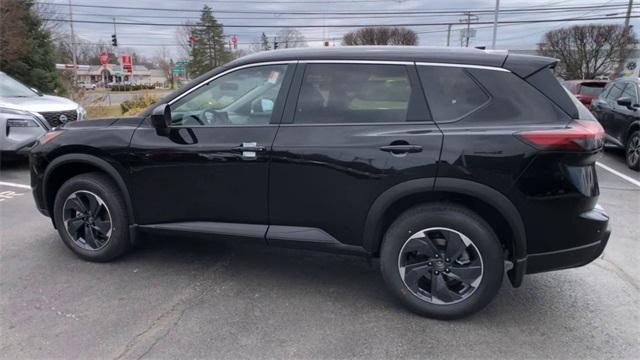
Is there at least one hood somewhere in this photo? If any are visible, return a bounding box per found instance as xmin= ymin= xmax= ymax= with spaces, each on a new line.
xmin=0 ymin=94 xmax=79 ymax=114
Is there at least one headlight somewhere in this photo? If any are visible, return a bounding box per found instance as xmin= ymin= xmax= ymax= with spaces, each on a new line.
xmin=77 ymin=105 xmax=87 ymax=120
xmin=7 ymin=118 xmax=40 ymax=127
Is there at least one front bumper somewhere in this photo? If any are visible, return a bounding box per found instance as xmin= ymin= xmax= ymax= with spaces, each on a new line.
xmin=526 ymin=205 xmax=610 ymax=274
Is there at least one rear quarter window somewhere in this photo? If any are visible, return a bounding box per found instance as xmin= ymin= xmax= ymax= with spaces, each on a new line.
xmin=418 ymin=66 xmax=489 ymax=122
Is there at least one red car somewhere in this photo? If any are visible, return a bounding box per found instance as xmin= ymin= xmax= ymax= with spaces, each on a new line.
xmin=564 ymin=80 xmax=608 ymax=106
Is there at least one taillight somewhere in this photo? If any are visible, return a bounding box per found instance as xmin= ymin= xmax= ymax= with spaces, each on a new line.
xmin=517 ymin=120 xmax=605 ymax=151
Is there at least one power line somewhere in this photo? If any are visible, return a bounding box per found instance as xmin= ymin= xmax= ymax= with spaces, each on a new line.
xmin=38 ymin=1 xmax=634 ymax=15
xmin=40 ymin=15 xmax=640 ymax=29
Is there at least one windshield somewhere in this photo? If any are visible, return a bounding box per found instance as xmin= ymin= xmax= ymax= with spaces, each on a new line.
xmin=0 ymin=73 xmax=38 ymax=97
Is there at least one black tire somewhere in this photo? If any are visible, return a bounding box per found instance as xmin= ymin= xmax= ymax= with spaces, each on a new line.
xmin=380 ymin=203 xmax=503 ymax=319
xmin=626 ymin=130 xmax=640 ymax=171
xmin=53 ymin=172 xmax=131 ymax=262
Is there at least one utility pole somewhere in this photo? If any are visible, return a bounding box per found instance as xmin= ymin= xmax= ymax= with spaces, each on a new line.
xmin=615 ymin=0 xmax=634 ymax=78
xmin=113 ymin=18 xmax=118 ymax=84
xmin=446 ymin=24 xmax=452 ymax=46
xmin=491 ymin=0 xmax=500 ymax=49
xmin=459 ymin=12 xmax=478 ymax=47
xmin=68 ymin=0 xmax=77 ymax=90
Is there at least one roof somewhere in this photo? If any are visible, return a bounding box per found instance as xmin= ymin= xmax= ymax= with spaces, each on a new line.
xmin=231 ymin=46 xmax=509 ymax=68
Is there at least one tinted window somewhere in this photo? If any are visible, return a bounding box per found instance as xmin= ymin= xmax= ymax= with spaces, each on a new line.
xmin=621 ymin=82 xmax=638 ymax=103
xmin=606 ymin=82 xmax=625 ymax=101
xmin=418 ymin=66 xmax=489 ymax=121
xmin=578 ymin=83 xmax=605 ymax=96
xmin=295 ymin=64 xmax=412 ymax=124
xmin=171 ymin=64 xmax=287 ymax=126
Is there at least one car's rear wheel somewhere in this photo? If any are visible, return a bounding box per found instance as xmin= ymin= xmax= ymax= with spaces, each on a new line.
xmin=626 ymin=130 xmax=640 ymax=171
xmin=380 ymin=203 xmax=503 ymax=319
xmin=53 ymin=172 xmax=131 ymax=261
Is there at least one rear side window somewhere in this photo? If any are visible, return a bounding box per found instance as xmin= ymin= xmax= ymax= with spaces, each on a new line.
xmin=418 ymin=66 xmax=489 ymax=121
xmin=294 ymin=64 xmax=413 ymax=124
xmin=621 ymin=82 xmax=638 ymax=103
xmin=606 ymin=82 xmax=625 ymax=101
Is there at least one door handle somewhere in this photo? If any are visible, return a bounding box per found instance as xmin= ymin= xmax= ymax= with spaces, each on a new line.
xmin=232 ymin=143 xmax=266 ymax=152
xmin=379 ymin=144 xmax=423 ymax=154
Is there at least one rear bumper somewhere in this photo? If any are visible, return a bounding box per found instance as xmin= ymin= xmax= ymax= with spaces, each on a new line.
xmin=526 ymin=205 xmax=610 ymax=274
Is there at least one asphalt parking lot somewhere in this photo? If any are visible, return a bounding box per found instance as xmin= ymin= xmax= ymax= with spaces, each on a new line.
xmin=1 ymin=149 xmax=638 ymax=359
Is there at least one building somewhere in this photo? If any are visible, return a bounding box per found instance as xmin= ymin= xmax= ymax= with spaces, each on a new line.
xmin=56 ymin=64 xmax=168 ymax=87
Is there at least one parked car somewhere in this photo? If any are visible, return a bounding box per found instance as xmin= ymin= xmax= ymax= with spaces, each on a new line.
xmin=591 ymin=77 xmax=640 ymax=170
xmin=78 ymin=81 xmax=96 ymax=90
xmin=564 ymin=80 xmax=608 ymax=106
xmin=29 ymin=47 xmax=610 ymax=319
xmin=0 ymin=72 xmax=86 ymax=158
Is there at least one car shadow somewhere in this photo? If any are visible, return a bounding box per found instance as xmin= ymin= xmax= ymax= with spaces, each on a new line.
xmin=114 ymin=234 xmax=603 ymax=324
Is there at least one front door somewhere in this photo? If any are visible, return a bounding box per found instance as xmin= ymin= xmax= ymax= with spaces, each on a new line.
xmin=268 ymin=62 xmax=442 ymax=248
xmin=129 ymin=63 xmax=293 ymax=228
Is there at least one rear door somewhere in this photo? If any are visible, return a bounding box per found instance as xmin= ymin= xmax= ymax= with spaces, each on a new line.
xmin=268 ymin=61 xmax=442 ymax=248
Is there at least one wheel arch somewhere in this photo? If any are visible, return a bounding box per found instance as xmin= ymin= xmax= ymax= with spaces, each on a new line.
xmin=43 ymin=153 xmax=135 ymax=224
xmin=362 ymin=177 xmax=527 ymax=285
xmin=625 ymin=120 xmax=640 ymax=145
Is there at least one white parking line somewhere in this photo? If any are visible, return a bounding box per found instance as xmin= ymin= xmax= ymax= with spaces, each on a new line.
xmin=0 ymin=181 xmax=31 ymax=190
xmin=596 ymin=162 xmax=640 ymax=188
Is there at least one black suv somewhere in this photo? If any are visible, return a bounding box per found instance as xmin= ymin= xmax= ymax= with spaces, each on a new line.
xmin=30 ymin=47 xmax=610 ymax=319
xmin=591 ymin=77 xmax=640 ymax=170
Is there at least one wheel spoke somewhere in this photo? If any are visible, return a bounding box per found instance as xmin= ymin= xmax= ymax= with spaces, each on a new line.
xmin=443 ymin=231 xmax=467 ymax=261
xmin=92 ymin=219 xmax=111 ymax=236
xmin=430 ymin=274 xmax=461 ymax=303
xmin=447 ymin=265 xmax=482 ymax=285
xmin=84 ymin=194 xmax=100 ymax=216
xmin=403 ymin=262 xmax=431 ymax=292
xmin=66 ymin=218 xmax=84 ymax=237
xmin=67 ymin=197 xmax=88 ymax=213
xmin=83 ymin=224 xmax=99 ymax=249
xmin=404 ymin=237 xmax=439 ymax=257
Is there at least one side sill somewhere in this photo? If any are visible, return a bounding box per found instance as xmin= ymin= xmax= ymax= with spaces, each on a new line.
xmin=137 ymin=222 xmax=268 ymax=244
xmin=267 ymin=225 xmax=370 ymax=256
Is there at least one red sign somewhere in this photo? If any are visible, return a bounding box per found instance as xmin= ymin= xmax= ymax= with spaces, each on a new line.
xmin=99 ymin=51 xmax=109 ymax=65
xmin=120 ymin=54 xmax=133 ymax=74
xmin=231 ymin=35 xmax=237 ymax=45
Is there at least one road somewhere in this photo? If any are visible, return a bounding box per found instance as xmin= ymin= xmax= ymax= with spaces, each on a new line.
xmin=0 ymin=149 xmax=638 ymax=359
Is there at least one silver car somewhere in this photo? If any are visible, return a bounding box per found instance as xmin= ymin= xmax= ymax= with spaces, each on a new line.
xmin=0 ymin=72 xmax=86 ymax=156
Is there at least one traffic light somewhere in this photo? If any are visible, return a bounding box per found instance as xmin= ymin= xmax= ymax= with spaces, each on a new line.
xmin=273 ymin=40 xmax=279 ymax=50
xmin=111 ymin=34 xmax=118 ymax=47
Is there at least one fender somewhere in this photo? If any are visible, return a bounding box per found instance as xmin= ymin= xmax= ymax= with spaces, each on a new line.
xmin=362 ymin=177 xmax=527 ymax=286
xmin=623 ymin=120 xmax=640 ymax=145
xmin=43 ymin=153 xmax=136 ymax=223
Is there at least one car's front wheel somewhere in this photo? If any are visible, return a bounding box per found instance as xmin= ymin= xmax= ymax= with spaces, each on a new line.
xmin=626 ymin=130 xmax=640 ymax=171
xmin=53 ymin=172 xmax=131 ymax=261
xmin=380 ymin=203 xmax=504 ymax=319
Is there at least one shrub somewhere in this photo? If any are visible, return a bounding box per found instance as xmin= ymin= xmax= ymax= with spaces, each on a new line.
xmin=120 ymin=94 xmax=159 ymax=115
xmin=110 ymin=84 xmax=156 ymax=91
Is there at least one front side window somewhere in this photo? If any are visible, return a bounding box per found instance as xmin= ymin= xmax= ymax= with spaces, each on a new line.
xmin=294 ymin=64 xmax=412 ymax=124
xmin=418 ymin=66 xmax=489 ymax=122
xmin=170 ymin=64 xmax=287 ymax=126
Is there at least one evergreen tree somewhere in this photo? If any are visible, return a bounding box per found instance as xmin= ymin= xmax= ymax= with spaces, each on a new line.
xmin=188 ymin=5 xmax=230 ymax=77
xmin=260 ymin=33 xmax=271 ymax=51
xmin=0 ymin=0 xmax=64 ymax=94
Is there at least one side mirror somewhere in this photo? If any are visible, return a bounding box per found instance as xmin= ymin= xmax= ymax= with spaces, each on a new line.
xmin=150 ymin=104 xmax=171 ymax=136
xmin=616 ymin=97 xmax=634 ymax=109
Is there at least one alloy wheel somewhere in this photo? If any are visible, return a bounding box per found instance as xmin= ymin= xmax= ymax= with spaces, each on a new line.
xmin=62 ymin=190 xmax=113 ymax=251
xmin=397 ymin=227 xmax=483 ymax=305
xmin=627 ymin=135 xmax=640 ymax=167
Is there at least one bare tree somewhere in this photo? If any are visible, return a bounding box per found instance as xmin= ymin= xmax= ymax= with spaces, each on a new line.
xmin=276 ymin=28 xmax=307 ymax=48
xmin=538 ymin=24 xmax=637 ymax=79
xmin=342 ymin=26 xmax=418 ymax=46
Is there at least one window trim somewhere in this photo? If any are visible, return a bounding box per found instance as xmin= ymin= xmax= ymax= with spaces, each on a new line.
xmin=168 ymin=61 xmax=295 ymax=128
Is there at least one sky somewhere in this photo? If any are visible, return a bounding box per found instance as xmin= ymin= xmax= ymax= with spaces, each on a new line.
xmin=39 ymin=0 xmax=640 ymax=60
